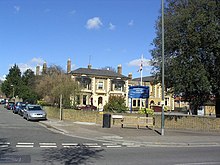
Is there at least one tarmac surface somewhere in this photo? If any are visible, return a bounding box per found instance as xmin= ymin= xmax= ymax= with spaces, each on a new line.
xmin=39 ymin=118 xmax=220 ymax=147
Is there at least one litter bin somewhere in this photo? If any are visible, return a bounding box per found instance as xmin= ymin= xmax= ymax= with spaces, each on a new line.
xmin=103 ymin=114 xmax=111 ymax=128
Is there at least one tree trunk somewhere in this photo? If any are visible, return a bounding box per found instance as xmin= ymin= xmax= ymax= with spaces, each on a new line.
xmin=215 ymin=94 xmax=220 ymax=118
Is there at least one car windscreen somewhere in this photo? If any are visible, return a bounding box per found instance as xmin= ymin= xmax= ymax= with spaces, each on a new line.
xmin=28 ymin=106 xmax=42 ymax=111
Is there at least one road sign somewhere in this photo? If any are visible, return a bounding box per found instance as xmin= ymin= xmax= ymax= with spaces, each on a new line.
xmin=128 ymin=86 xmax=149 ymax=99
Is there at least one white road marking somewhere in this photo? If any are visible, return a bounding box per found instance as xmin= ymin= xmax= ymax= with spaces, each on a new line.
xmin=82 ymin=143 xmax=98 ymax=146
xmin=88 ymin=145 xmax=101 ymax=148
xmin=39 ymin=143 xmax=56 ymax=145
xmin=39 ymin=142 xmax=57 ymax=148
xmin=16 ymin=145 xmax=34 ymax=148
xmin=106 ymin=145 xmax=122 ymax=148
xmin=62 ymin=143 xmax=79 ymax=148
xmin=0 ymin=145 xmax=9 ymax=148
xmin=102 ymin=143 xmax=117 ymax=146
xmin=40 ymin=145 xmax=57 ymax=148
xmin=62 ymin=143 xmax=78 ymax=146
xmin=127 ymin=145 xmax=141 ymax=147
xmin=0 ymin=142 xmax=10 ymax=145
xmin=17 ymin=142 xmax=34 ymax=145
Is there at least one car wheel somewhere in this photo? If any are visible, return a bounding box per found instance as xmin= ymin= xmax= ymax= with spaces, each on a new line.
xmin=27 ymin=115 xmax=30 ymax=121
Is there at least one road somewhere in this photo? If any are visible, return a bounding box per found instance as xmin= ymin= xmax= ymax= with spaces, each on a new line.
xmin=1 ymin=105 xmax=220 ymax=165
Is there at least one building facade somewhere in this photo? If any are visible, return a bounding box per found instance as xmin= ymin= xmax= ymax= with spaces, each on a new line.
xmin=70 ymin=65 xmax=129 ymax=110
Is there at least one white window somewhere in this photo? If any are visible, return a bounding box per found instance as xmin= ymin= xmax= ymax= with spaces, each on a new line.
xmin=98 ymin=81 xmax=103 ymax=90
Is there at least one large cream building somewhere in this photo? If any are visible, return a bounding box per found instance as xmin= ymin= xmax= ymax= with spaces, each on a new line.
xmin=71 ymin=64 xmax=129 ymax=109
xmin=69 ymin=59 xmax=174 ymax=111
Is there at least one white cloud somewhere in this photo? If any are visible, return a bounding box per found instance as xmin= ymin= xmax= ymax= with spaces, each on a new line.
xmin=86 ymin=17 xmax=103 ymax=30
xmin=17 ymin=63 xmax=35 ymax=74
xmin=109 ymin=23 xmax=116 ymax=30
xmin=128 ymin=20 xmax=134 ymax=26
xmin=30 ymin=57 xmax=44 ymax=65
xmin=14 ymin=5 xmax=20 ymax=13
xmin=0 ymin=75 xmax=6 ymax=81
xmin=128 ymin=57 xmax=151 ymax=67
xmin=8 ymin=58 xmax=45 ymax=75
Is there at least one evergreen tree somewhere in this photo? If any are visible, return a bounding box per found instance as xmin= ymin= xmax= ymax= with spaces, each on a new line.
xmin=1 ymin=64 xmax=22 ymax=98
xmin=151 ymin=0 xmax=220 ymax=115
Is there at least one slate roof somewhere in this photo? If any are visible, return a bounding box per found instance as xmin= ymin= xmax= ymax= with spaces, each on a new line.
xmin=132 ymin=76 xmax=154 ymax=82
xmin=71 ymin=68 xmax=129 ymax=79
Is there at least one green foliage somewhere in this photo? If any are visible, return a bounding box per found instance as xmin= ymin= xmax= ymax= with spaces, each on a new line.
xmin=1 ymin=64 xmax=23 ymax=98
xmin=151 ymin=0 xmax=220 ymax=113
xmin=104 ymin=96 xmax=128 ymax=113
xmin=138 ymin=108 xmax=154 ymax=116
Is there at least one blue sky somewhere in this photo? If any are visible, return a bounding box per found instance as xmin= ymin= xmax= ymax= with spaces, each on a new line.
xmin=0 ymin=0 xmax=161 ymax=80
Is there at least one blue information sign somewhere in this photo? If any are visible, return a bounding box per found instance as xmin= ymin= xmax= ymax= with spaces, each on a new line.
xmin=128 ymin=86 xmax=149 ymax=99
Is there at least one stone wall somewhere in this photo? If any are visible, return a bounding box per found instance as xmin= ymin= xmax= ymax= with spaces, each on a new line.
xmin=44 ymin=106 xmax=220 ymax=132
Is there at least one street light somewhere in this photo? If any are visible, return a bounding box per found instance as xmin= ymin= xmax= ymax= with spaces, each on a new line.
xmin=161 ymin=0 xmax=165 ymax=136
xmin=11 ymin=84 xmax=15 ymax=99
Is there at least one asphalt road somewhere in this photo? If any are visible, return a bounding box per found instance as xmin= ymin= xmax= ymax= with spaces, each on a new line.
xmin=1 ymin=105 xmax=220 ymax=165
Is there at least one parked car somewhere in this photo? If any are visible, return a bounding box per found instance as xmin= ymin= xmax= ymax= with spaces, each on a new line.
xmin=23 ymin=104 xmax=47 ymax=121
xmin=0 ymin=99 xmax=6 ymax=104
xmin=7 ymin=102 xmax=15 ymax=110
xmin=18 ymin=103 xmax=27 ymax=116
xmin=13 ymin=102 xmax=25 ymax=114
xmin=76 ymin=105 xmax=97 ymax=111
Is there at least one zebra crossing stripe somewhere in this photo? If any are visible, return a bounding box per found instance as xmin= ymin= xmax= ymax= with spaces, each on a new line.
xmin=16 ymin=143 xmax=34 ymax=147
xmin=39 ymin=142 xmax=57 ymax=148
xmin=82 ymin=143 xmax=98 ymax=146
xmin=16 ymin=145 xmax=34 ymax=148
xmin=0 ymin=142 xmax=10 ymax=145
xmin=0 ymin=145 xmax=9 ymax=148
xmin=40 ymin=145 xmax=57 ymax=148
xmin=106 ymin=145 xmax=122 ymax=148
xmin=62 ymin=143 xmax=79 ymax=148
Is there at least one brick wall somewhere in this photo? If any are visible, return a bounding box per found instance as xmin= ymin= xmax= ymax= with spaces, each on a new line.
xmin=44 ymin=106 xmax=220 ymax=132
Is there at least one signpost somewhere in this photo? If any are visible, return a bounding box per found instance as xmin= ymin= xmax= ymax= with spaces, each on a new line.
xmin=128 ymin=86 xmax=149 ymax=113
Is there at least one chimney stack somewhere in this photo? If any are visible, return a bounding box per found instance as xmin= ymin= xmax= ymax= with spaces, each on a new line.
xmin=117 ymin=64 xmax=122 ymax=75
xmin=42 ymin=62 xmax=47 ymax=74
xmin=128 ymin=73 xmax=132 ymax=79
xmin=36 ymin=65 xmax=40 ymax=76
xmin=88 ymin=64 xmax=92 ymax=69
xmin=67 ymin=58 xmax=71 ymax=73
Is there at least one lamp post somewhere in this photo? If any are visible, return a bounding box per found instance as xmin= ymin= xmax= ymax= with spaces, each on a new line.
xmin=161 ymin=0 xmax=165 ymax=136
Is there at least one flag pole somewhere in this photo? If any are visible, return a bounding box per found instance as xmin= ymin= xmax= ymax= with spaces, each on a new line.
xmin=140 ymin=54 xmax=143 ymax=86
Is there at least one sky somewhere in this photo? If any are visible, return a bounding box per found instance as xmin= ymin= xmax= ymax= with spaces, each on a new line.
xmin=0 ymin=0 xmax=161 ymax=81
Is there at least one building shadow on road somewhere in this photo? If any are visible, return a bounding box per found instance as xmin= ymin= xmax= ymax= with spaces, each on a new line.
xmin=41 ymin=145 xmax=104 ymax=165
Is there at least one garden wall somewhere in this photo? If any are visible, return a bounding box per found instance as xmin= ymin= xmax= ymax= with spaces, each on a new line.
xmin=44 ymin=106 xmax=220 ymax=132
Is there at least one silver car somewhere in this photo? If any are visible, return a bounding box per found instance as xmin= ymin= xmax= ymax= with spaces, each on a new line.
xmin=23 ymin=104 xmax=47 ymax=121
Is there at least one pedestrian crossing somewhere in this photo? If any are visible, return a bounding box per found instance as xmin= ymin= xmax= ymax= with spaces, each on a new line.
xmin=0 ymin=141 xmax=145 ymax=149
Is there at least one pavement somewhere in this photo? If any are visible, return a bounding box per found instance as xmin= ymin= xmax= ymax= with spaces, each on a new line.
xmin=39 ymin=118 xmax=220 ymax=147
